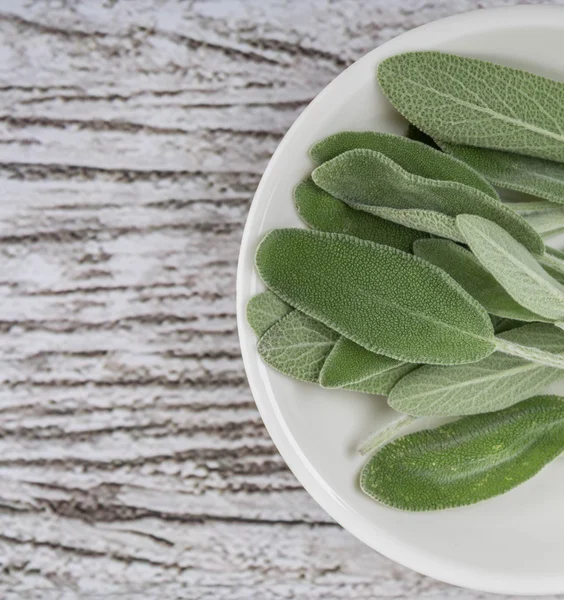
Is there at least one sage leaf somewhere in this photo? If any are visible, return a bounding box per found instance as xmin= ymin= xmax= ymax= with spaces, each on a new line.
xmin=256 ymin=229 xmax=496 ymax=365
xmin=413 ymin=238 xmax=548 ymax=322
xmin=256 ymin=231 xmax=564 ymax=369
xmin=389 ymin=323 xmax=564 ymax=416
xmin=361 ymin=207 xmax=462 ymax=241
xmin=457 ymin=214 xmax=564 ymax=321
xmin=294 ymin=177 xmax=423 ymax=252
xmin=440 ymin=142 xmax=564 ymax=204
xmin=312 ymin=149 xmax=544 ymax=254
xmin=247 ymin=291 xmax=293 ymax=337
xmin=347 ymin=362 xmax=418 ymax=395
xmin=319 ymin=336 xmax=404 ymax=388
xmin=249 ymin=291 xmax=416 ymax=395
xmin=310 ymin=131 xmax=497 ymax=198
xmin=378 ymin=51 xmax=564 ymax=163
xmin=361 ymin=395 xmax=564 ymax=511
xmin=257 ymin=310 xmax=340 ymax=383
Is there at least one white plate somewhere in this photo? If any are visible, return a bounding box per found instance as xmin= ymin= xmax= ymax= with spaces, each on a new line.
xmin=236 ymin=6 xmax=564 ymax=595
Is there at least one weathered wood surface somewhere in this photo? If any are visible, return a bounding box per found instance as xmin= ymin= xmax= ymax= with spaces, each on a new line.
xmin=0 ymin=1 xmax=562 ymax=598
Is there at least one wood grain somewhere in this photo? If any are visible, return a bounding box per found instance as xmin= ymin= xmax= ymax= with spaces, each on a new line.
xmin=0 ymin=1 xmax=563 ymax=598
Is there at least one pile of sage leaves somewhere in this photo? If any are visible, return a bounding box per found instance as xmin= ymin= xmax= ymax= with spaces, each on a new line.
xmin=247 ymin=51 xmax=564 ymax=511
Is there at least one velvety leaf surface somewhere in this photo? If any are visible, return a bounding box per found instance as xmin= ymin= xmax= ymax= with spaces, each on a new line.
xmin=294 ymin=177 xmax=423 ymax=252
xmin=378 ymin=52 xmax=564 ymax=163
xmin=347 ymin=363 xmax=418 ymax=395
xmin=457 ymin=215 xmax=564 ymax=321
xmin=312 ymin=148 xmax=543 ymax=253
xmin=440 ymin=142 xmax=564 ymax=204
xmin=319 ymin=336 xmax=404 ymax=388
xmin=257 ymin=310 xmax=339 ymax=383
xmin=248 ymin=291 xmax=416 ymax=395
xmin=360 ymin=207 xmax=462 ymax=241
xmin=361 ymin=395 xmax=564 ymax=511
xmin=310 ymin=131 xmax=497 ymax=197
xmin=256 ymin=229 xmax=495 ymax=365
xmin=246 ymin=291 xmax=293 ymax=337
xmin=413 ymin=238 xmax=547 ymax=322
xmin=389 ymin=323 xmax=564 ymax=416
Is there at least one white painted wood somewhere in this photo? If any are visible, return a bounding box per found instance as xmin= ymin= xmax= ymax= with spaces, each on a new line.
xmin=0 ymin=1 xmax=562 ymax=597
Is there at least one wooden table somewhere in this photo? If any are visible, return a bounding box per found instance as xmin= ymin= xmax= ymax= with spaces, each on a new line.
xmin=0 ymin=1 xmax=561 ymax=597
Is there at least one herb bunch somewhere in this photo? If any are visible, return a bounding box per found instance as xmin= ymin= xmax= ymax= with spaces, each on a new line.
xmin=247 ymin=51 xmax=564 ymax=511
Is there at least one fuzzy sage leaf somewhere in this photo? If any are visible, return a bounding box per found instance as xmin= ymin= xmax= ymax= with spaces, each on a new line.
xmin=294 ymin=177 xmax=423 ymax=252
xmin=413 ymin=238 xmax=547 ymax=322
xmin=389 ymin=323 xmax=564 ymax=416
xmin=457 ymin=215 xmax=564 ymax=321
xmin=312 ymin=148 xmax=544 ymax=254
xmin=361 ymin=395 xmax=564 ymax=511
xmin=256 ymin=229 xmax=495 ymax=365
xmin=310 ymin=131 xmax=497 ymax=198
xmin=440 ymin=142 xmax=564 ymax=204
xmin=249 ymin=291 xmax=416 ymax=395
xmin=247 ymin=291 xmax=293 ymax=337
xmin=257 ymin=229 xmax=564 ymax=370
xmin=320 ymin=336 xmax=405 ymax=388
xmin=378 ymin=51 xmax=564 ymax=163
xmin=346 ymin=362 xmax=418 ymax=395
xmin=257 ymin=310 xmax=339 ymax=383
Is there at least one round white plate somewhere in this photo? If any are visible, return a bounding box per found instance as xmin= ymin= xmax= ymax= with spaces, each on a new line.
xmin=236 ymin=6 xmax=564 ymax=595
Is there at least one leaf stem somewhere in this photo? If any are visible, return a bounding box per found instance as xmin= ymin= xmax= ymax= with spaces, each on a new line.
xmin=495 ymin=337 xmax=564 ymax=369
xmin=358 ymin=414 xmax=418 ymax=456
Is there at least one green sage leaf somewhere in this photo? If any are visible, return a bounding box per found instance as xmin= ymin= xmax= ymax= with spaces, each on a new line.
xmin=257 ymin=310 xmax=340 ymax=383
xmin=457 ymin=214 xmax=564 ymax=321
xmin=294 ymin=177 xmax=423 ymax=252
xmin=312 ymin=149 xmax=544 ymax=254
xmin=440 ymin=142 xmax=564 ymax=204
xmin=256 ymin=229 xmax=496 ymax=365
xmin=249 ymin=291 xmax=416 ymax=395
xmin=378 ymin=51 xmax=564 ymax=163
xmin=361 ymin=207 xmax=462 ymax=241
xmin=361 ymin=395 xmax=564 ymax=511
xmin=413 ymin=238 xmax=547 ymax=322
xmin=310 ymin=131 xmax=497 ymax=198
xmin=247 ymin=291 xmax=293 ymax=337
xmin=347 ymin=363 xmax=418 ymax=395
xmin=319 ymin=336 xmax=404 ymax=388
xmin=389 ymin=323 xmax=564 ymax=416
